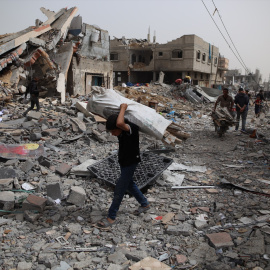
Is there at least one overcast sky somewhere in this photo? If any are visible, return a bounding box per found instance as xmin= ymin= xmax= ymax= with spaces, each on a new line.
xmin=0 ymin=0 xmax=269 ymax=81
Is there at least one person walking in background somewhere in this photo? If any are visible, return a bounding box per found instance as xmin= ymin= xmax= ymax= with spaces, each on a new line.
xmin=255 ymin=94 xmax=262 ymax=117
xmin=234 ymin=87 xmax=249 ymax=132
xmin=23 ymin=77 xmax=40 ymax=116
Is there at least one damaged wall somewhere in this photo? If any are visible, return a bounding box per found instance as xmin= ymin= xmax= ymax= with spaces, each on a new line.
xmin=80 ymin=24 xmax=110 ymax=60
xmin=110 ymin=34 xmax=220 ymax=85
xmin=68 ymin=56 xmax=113 ymax=96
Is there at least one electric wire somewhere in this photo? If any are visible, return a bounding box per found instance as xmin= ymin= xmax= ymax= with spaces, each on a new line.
xmin=211 ymin=0 xmax=249 ymax=73
xmin=201 ymin=0 xmax=249 ymax=74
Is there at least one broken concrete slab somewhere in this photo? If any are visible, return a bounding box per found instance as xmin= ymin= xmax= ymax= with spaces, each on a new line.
xmin=0 ymin=191 xmax=15 ymax=210
xmin=0 ymin=167 xmax=17 ymax=178
xmin=22 ymin=194 xmax=47 ymax=212
xmin=37 ymin=155 xmax=51 ymax=168
xmin=67 ymin=186 xmax=86 ymax=207
xmin=129 ymin=256 xmax=171 ymax=270
xmin=46 ymin=182 xmax=63 ymax=200
xmin=166 ymin=223 xmax=192 ymax=236
xmin=27 ymin=111 xmax=42 ymax=120
xmin=206 ymin=232 xmax=234 ymax=248
xmin=70 ymin=117 xmax=86 ymax=132
xmin=21 ymin=160 xmax=35 ymax=173
xmin=75 ymin=101 xmax=95 ymax=118
xmin=55 ymin=163 xmax=72 ymax=176
xmin=0 ymin=178 xmax=14 ymax=191
xmin=0 ymin=24 xmax=51 ymax=56
xmin=71 ymin=159 xmax=97 ymax=176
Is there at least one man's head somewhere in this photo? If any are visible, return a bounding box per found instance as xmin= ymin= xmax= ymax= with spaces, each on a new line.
xmin=106 ymin=114 xmax=122 ymax=136
xmin=239 ymin=87 xmax=244 ymax=93
xmin=259 ymin=89 xmax=263 ymax=93
xmin=222 ymin=88 xmax=229 ymax=97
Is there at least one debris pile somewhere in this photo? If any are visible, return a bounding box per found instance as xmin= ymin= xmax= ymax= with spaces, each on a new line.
xmin=0 ymin=6 xmax=270 ymax=270
xmin=0 ymin=83 xmax=269 ymax=269
xmin=0 ymin=6 xmax=112 ymax=104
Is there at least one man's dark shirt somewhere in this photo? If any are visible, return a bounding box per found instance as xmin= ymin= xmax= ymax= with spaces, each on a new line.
xmin=25 ymin=80 xmax=39 ymax=98
xmin=234 ymin=93 xmax=249 ymax=112
xmin=118 ymin=121 xmax=141 ymax=167
xmin=259 ymin=93 xmax=265 ymax=101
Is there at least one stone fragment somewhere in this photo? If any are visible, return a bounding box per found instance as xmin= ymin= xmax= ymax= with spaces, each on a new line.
xmin=37 ymin=155 xmax=51 ymax=168
xmin=176 ymin=254 xmax=187 ymax=264
xmin=22 ymin=121 xmax=35 ymax=129
xmin=4 ymin=159 xmax=19 ymax=166
xmin=24 ymin=210 xmax=41 ymax=222
xmin=0 ymin=178 xmax=14 ymax=190
xmin=17 ymin=261 xmax=32 ymax=270
xmin=108 ymin=251 xmax=127 ymax=264
xmin=54 ymin=261 xmax=71 ymax=270
xmin=30 ymin=133 xmax=42 ymax=141
xmin=238 ymin=229 xmax=265 ymax=255
xmin=67 ymin=186 xmax=86 ymax=206
xmin=189 ymin=243 xmax=218 ymax=264
xmin=206 ymin=232 xmax=234 ymax=248
xmin=129 ymin=257 xmax=171 ymax=270
xmin=195 ymin=220 xmax=208 ymax=229
xmin=72 ymin=258 xmax=92 ymax=269
xmin=42 ymin=128 xmax=59 ymax=136
xmin=27 ymin=111 xmax=42 ymax=120
xmin=70 ymin=117 xmax=86 ymax=132
xmin=71 ymin=159 xmax=97 ymax=176
xmin=21 ymin=160 xmax=35 ymax=173
xmin=107 ymin=264 xmax=122 ymax=270
xmin=205 ymin=189 xmax=219 ymax=194
xmin=22 ymin=194 xmax=47 ymax=212
xmin=46 ymin=182 xmax=63 ymax=200
xmin=0 ymin=191 xmax=15 ymax=210
xmin=92 ymin=129 xmax=107 ymax=143
xmin=76 ymin=101 xmax=95 ymax=118
xmin=38 ymin=253 xmax=58 ymax=268
xmin=166 ymin=223 xmax=192 ymax=236
xmin=0 ymin=167 xmax=16 ymax=178
xmin=125 ymin=250 xmax=148 ymax=262
xmin=55 ymin=163 xmax=71 ymax=176
xmin=66 ymin=223 xmax=82 ymax=234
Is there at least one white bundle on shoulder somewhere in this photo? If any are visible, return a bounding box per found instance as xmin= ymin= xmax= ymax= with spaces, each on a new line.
xmin=86 ymin=86 xmax=171 ymax=140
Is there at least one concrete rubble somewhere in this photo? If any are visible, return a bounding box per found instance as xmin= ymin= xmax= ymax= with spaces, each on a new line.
xmin=0 ymin=5 xmax=270 ymax=270
xmin=0 ymin=79 xmax=268 ymax=269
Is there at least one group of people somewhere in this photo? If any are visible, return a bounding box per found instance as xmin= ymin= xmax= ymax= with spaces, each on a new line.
xmin=214 ymin=87 xmax=266 ymax=132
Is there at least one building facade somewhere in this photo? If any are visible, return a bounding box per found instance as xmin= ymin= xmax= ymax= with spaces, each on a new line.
xmin=67 ymin=23 xmax=113 ymax=96
xmin=110 ymin=34 xmax=221 ymax=87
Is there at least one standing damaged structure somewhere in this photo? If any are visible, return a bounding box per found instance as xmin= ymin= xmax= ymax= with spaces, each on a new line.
xmin=0 ymin=7 xmax=113 ymax=103
xmin=110 ymin=34 xmax=228 ymax=87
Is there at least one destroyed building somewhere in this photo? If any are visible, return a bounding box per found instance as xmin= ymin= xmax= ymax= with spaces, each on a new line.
xmin=0 ymin=7 xmax=113 ymax=103
xmin=110 ymin=33 xmax=228 ymax=86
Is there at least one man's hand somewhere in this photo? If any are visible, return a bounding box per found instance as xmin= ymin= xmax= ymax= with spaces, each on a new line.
xmin=120 ymin=103 xmax=128 ymax=110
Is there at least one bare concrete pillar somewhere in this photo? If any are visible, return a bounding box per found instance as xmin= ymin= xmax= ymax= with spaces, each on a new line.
xmin=153 ymin=72 xmax=157 ymax=82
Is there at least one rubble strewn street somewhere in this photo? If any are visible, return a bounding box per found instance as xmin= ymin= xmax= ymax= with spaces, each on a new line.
xmin=0 ymin=82 xmax=269 ymax=270
xmin=0 ymin=5 xmax=270 ymax=270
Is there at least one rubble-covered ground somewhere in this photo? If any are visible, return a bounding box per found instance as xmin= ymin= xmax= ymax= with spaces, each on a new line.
xmin=0 ymin=84 xmax=270 ymax=270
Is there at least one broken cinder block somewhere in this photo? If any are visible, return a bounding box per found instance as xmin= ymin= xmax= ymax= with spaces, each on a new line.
xmin=37 ymin=156 xmax=51 ymax=168
xmin=0 ymin=191 xmax=15 ymax=211
xmin=27 ymin=111 xmax=42 ymax=120
xmin=46 ymin=182 xmax=63 ymax=200
xmin=206 ymin=232 xmax=234 ymax=248
xmin=22 ymin=194 xmax=47 ymax=212
xmin=67 ymin=186 xmax=86 ymax=207
xmin=55 ymin=163 xmax=72 ymax=176
xmin=21 ymin=160 xmax=35 ymax=173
